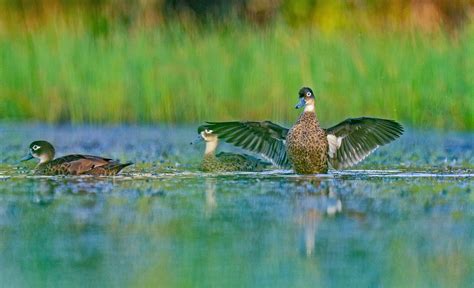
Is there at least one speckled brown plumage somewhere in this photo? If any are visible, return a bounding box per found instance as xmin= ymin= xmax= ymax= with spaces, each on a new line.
xmin=286 ymin=112 xmax=329 ymax=174
xmin=200 ymin=152 xmax=269 ymax=172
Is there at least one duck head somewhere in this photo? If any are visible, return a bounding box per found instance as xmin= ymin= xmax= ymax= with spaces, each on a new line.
xmin=191 ymin=126 xmax=218 ymax=155
xmin=21 ymin=140 xmax=55 ymax=164
xmin=295 ymin=87 xmax=315 ymax=112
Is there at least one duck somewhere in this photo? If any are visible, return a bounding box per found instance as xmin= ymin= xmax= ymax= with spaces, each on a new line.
xmin=20 ymin=140 xmax=133 ymax=175
xmin=191 ymin=126 xmax=271 ymax=172
xmin=201 ymin=87 xmax=404 ymax=174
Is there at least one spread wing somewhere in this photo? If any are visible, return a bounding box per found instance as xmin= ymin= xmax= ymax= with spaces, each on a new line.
xmin=325 ymin=117 xmax=403 ymax=169
xmin=203 ymin=121 xmax=291 ymax=168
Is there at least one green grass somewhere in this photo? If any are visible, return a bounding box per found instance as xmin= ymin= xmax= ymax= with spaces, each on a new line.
xmin=0 ymin=21 xmax=473 ymax=130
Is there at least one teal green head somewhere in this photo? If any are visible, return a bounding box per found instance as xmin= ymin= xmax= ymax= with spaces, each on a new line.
xmin=21 ymin=140 xmax=55 ymax=164
xmin=295 ymin=87 xmax=315 ymax=110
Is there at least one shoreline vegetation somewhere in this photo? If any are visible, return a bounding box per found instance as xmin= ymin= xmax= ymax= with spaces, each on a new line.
xmin=0 ymin=1 xmax=472 ymax=130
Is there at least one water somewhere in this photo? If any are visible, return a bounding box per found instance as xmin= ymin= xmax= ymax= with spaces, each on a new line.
xmin=0 ymin=124 xmax=473 ymax=287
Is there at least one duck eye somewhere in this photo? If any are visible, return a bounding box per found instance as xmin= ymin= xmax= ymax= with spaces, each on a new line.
xmin=32 ymin=145 xmax=41 ymax=151
xmin=306 ymin=92 xmax=311 ymax=97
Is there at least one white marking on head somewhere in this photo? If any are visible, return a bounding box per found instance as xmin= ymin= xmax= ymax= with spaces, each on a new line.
xmin=32 ymin=145 xmax=41 ymax=151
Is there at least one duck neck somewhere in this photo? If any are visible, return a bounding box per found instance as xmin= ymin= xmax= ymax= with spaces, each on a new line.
xmin=304 ymin=103 xmax=315 ymax=113
xmin=204 ymin=140 xmax=218 ymax=156
xmin=298 ymin=108 xmax=320 ymax=127
xmin=39 ymin=154 xmax=53 ymax=164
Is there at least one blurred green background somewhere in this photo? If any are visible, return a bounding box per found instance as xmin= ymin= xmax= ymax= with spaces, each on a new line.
xmin=0 ymin=0 xmax=472 ymax=130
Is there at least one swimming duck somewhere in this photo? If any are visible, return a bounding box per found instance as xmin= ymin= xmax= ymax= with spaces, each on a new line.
xmin=202 ymin=87 xmax=404 ymax=174
xmin=192 ymin=126 xmax=271 ymax=172
xmin=20 ymin=140 xmax=133 ymax=175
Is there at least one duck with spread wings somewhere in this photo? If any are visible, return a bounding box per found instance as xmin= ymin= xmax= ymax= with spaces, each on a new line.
xmin=201 ymin=87 xmax=404 ymax=174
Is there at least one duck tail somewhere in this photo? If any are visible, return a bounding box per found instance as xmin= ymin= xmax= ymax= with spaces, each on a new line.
xmin=110 ymin=162 xmax=133 ymax=174
xmin=118 ymin=162 xmax=133 ymax=170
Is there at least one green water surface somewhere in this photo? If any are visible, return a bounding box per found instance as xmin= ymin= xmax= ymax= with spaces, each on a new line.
xmin=0 ymin=124 xmax=472 ymax=287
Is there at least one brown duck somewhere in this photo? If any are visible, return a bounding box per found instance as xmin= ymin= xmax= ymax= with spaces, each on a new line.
xmin=20 ymin=140 xmax=133 ymax=175
xmin=202 ymin=87 xmax=404 ymax=174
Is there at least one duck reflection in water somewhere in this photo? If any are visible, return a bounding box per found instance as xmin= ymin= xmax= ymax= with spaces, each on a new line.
xmin=204 ymin=178 xmax=217 ymax=217
xmin=293 ymin=180 xmax=342 ymax=257
xmin=29 ymin=179 xmax=57 ymax=206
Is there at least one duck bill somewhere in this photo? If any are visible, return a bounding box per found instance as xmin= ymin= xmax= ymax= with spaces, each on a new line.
xmin=295 ymin=98 xmax=306 ymax=109
xmin=190 ymin=135 xmax=204 ymax=145
xmin=20 ymin=152 xmax=34 ymax=162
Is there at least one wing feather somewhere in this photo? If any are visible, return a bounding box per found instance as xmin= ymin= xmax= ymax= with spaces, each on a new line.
xmin=325 ymin=117 xmax=403 ymax=169
xmin=203 ymin=121 xmax=291 ymax=168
